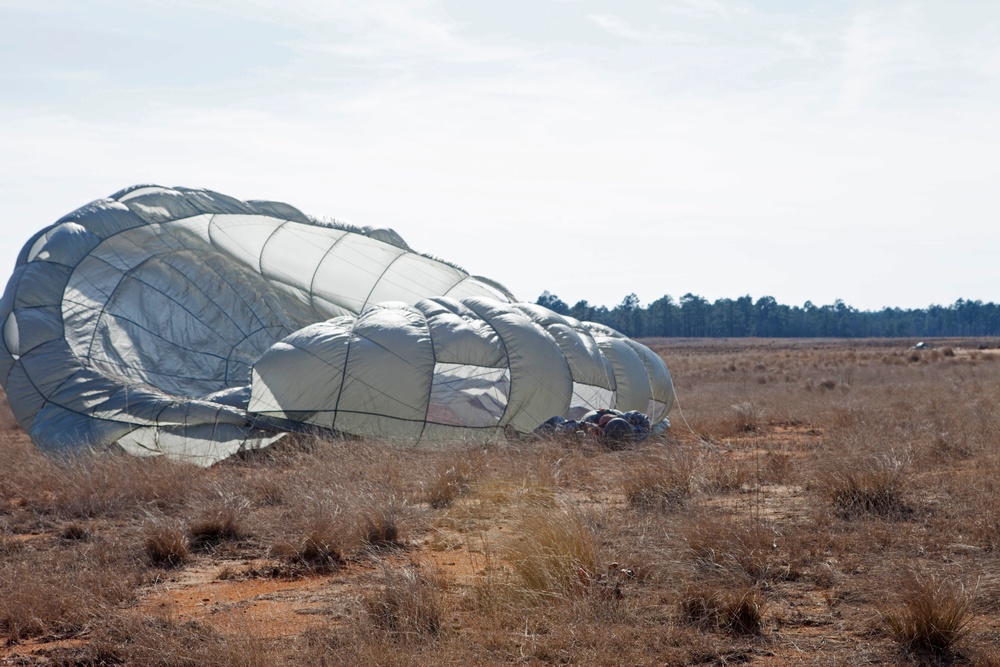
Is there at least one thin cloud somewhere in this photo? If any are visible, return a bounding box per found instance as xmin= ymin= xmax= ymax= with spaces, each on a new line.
xmin=660 ymin=0 xmax=750 ymax=21
xmin=587 ymin=14 xmax=702 ymax=43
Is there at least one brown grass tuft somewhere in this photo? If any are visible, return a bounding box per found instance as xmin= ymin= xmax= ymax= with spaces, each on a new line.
xmin=189 ymin=494 xmax=249 ymax=548
xmin=680 ymin=583 xmax=766 ymax=635
xmin=362 ymin=567 xmax=446 ymax=642
xmin=824 ymin=453 xmax=910 ymax=518
xmin=144 ymin=520 xmax=190 ymax=568
xmin=424 ymin=462 xmax=473 ymax=509
xmin=882 ymin=574 xmax=974 ymax=655
xmin=504 ymin=508 xmax=601 ymax=597
xmin=622 ymin=451 xmax=694 ymax=510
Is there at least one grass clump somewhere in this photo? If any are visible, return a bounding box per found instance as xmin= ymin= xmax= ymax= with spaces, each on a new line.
xmin=504 ymin=508 xmax=600 ymax=597
xmin=622 ymin=452 xmax=694 ymax=510
xmin=358 ymin=501 xmax=404 ymax=549
xmin=826 ymin=453 xmax=910 ymax=518
xmin=680 ymin=583 xmax=766 ymax=635
xmin=144 ymin=520 xmax=190 ymax=568
xmin=362 ymin=568 xmax=446 ymax=642
xmin=189 ymin=494 xmax=249 ymax=548
xmin=271 ymin=507 xmax=347 ymax=571
xmin=684 ymin=516 xmax=788 ymax=584
xmin=424 ymin=463 xmax=473 ymax=509
xmin=882 ymin=574 xmax=974 ymax=656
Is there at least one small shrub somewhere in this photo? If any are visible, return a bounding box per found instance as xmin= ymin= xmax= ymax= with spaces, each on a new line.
xmin=825 ymin=453 xmax=910 ymax=518
xmin=504 ymin=508 xmax=600 ymax=596
xmin=623 ymin=454 xmax=694 ymax=510
xmin=425 ymin=463 xmax=472 ymax=509
xmin=189 ymin=496 xmax=249 ymax=548
xmin=680 ymin=583 xmax=766 ymax=635
xmin=362 ymin=568 xmax=446 ymax=642
xmin=882 ymin=574 xmax=974 ymax=655
xmin=144 ymin=521 xmax=190 ymax=568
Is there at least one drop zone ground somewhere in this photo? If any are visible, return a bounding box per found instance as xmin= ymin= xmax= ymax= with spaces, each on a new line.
xmin=3 ymin=337 xmax=1000 ymax=665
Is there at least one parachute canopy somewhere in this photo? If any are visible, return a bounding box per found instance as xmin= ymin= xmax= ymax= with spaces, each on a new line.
xmin=0 ymin=185 xmax=674 ymax=465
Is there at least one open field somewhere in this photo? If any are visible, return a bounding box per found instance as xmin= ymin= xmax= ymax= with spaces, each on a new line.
xmin=3 ymin=337 xmax=1000 ymax=665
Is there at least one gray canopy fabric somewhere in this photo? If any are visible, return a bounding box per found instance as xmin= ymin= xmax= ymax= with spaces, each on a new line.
xmin=0 ymin=185 xmax=674 ymax=465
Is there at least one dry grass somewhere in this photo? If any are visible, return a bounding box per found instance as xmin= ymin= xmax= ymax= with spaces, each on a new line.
xmin=144 ymin=519 xmax=191 ymax=567
xmin=622 ymin=450 xmax=695 ymax=509
xmin=823 ymin=451 xmax=911 ymax=518
xmin=362 ymin=567 xmax=447 ymax=642
xmin=503 ymin=507 xmax=602 ymax=597
xmin=4 ymin=338 xmax=1000 ymax=664
xmin=882 ymin=573 xmax=975 ymax=656
xmin=680 ymin=583 xmax=767 ymax=635
xmin=189 ymin=493 xmax=249 ymax=547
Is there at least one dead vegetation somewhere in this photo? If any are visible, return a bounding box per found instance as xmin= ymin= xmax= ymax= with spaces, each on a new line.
xmin=3 ymin=337 xmax=1000 ymax=665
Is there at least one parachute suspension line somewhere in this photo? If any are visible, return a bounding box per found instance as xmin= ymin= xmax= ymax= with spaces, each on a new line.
xmin=667 ymin=383 xmax=699 ymax=440
xmin=417 ymin=312 xmax=437 ymax=442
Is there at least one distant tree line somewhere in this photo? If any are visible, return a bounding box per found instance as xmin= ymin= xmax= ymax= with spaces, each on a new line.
xmin=535 ymin=291 xmax=1000 ymax=338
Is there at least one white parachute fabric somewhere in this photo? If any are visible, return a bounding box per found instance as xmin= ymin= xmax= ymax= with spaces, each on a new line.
xmin=0 ymin=185 xmax=674 ymax=464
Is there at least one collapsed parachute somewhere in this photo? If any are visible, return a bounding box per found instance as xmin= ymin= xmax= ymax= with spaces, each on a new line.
xmin=0 ymin=185 xmax=673 ymax=464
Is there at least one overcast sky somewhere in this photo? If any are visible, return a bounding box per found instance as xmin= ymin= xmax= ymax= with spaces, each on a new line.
xmin=2 ymin=0 xmax=998 ymax=311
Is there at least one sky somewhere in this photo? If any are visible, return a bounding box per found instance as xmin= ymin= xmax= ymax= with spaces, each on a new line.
xmin=1 ymin=0 xmax=998 ymax=312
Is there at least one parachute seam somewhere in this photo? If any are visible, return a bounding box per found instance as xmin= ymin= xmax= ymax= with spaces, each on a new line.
xmin=329 ymin=318 xmax=355 ymax=432
xmin=465 ymin=299 xmax=574 ymax=429
xmin=256 ymin=219 xmax=291 ymax=276
xmin=360 ymin=250 xmax=409 ymax=312
xmin=76 ymin=259 xmax=257 ymax=379
xmin=458 ymin=300 xmax=514 ymax=429
xmin=203 ymin=216 xmax=290 ymax=331
xmin=418 ymin=309 xmax=436 ymax=441
xmin=307 ymin=232 xmax=352 ymax=315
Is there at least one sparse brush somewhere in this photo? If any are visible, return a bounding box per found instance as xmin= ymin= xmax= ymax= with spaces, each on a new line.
xmin=684 ymin=516 xmax=787 ymax=584
xmin=358 ymin=501 xmax=404 ymax=549
xmin=0 ymin=551 xmax=141 ymax=642
xmin=59 ymin=521 xmax=91 ymax=541
xmin=144 ymin=520 xmax=190 ymax=568
xmin=761 ymin=451 xmax=793 ymax=484
xmin=249 ymin=475 xmax=286 ymax=506
xmin=47 ymin=454 xmax=202 ymax=519
xmin=0 ymin=533 xmax=23 ymax=555
xmin=679 ymin=583 xmax=766 ymax=635
xmin=622 ymin=454 xmax=693 ymax=510
xmin=727 ymin=401 xmax=765 ymax=434
xmin=272 ymin=509 xmax=346 ymax=570
xmin=77 ymin=612 xmax=278 ymax=666
xmin=504 ymin=508 xmax=600 ymax=597
xmin=425 ymin=463 xmax=473 ymax=509
xmin=362 ymin=567 xmax=446 ymax=642
xmin=825 ymin=453 xmax=910 ymax=518
xmin=189 ymin=494 xmax=249 ymax=548
xmin=700 ymin=456 xmax=754 ymax=494
xmin=882 ymin=574 xmax=974 ymax=655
